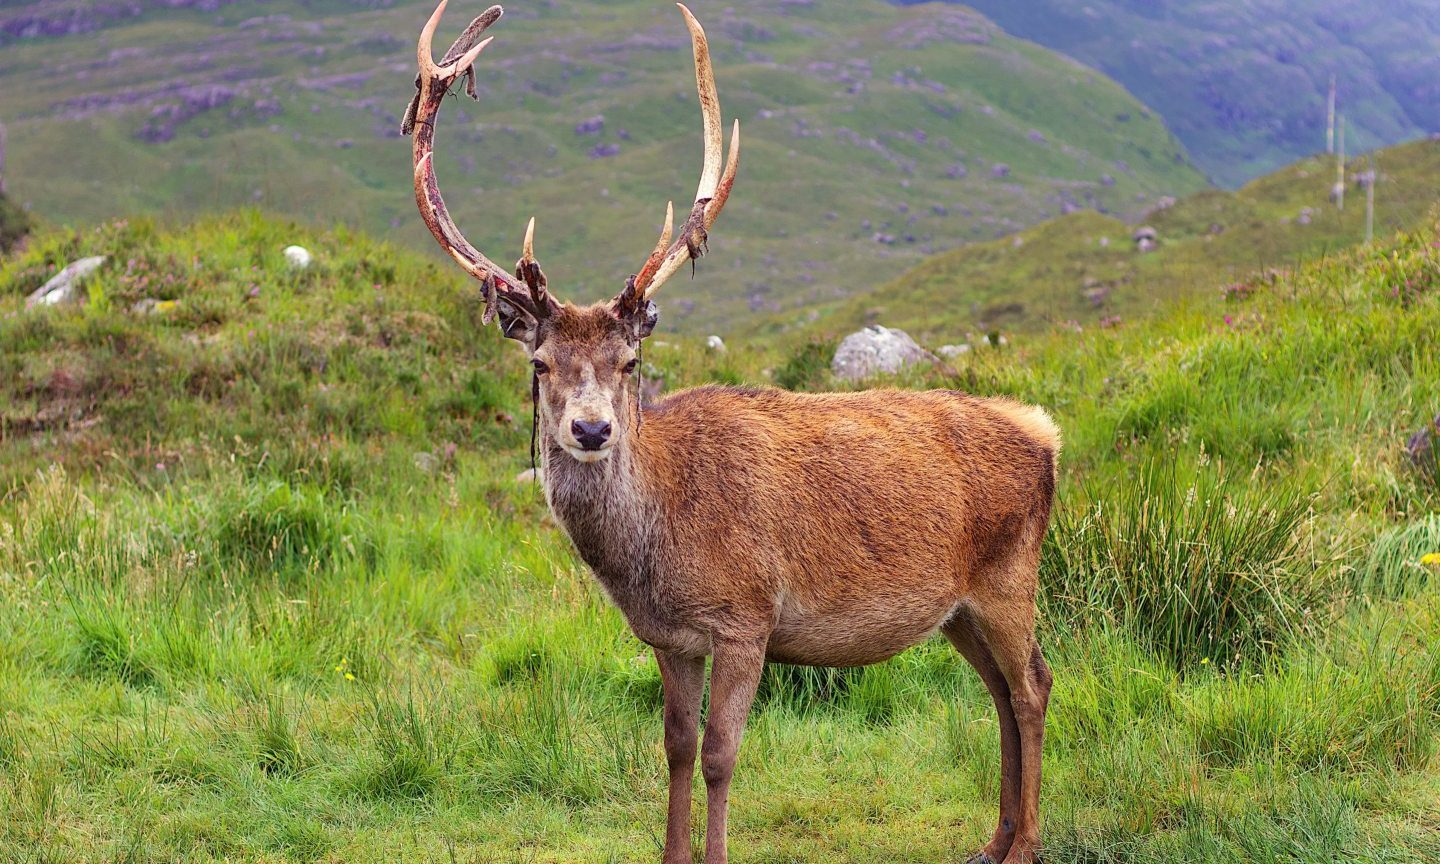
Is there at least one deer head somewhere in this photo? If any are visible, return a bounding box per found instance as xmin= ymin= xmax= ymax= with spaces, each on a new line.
xmin=404 ymin=1 xmax=738 ymax=463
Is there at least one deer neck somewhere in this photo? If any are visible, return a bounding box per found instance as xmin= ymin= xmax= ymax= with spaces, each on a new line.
xmin=540 ymin=423 xmax=660 ymax=592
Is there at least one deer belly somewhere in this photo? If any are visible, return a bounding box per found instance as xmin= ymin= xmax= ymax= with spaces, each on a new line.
xmin=766 ymin=595 xmax=958 ymax=667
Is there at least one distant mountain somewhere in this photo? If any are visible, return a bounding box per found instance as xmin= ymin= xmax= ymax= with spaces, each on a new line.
xmin=0 ymin=0 xmax=1204 ymax=331
xmin=777 ymin=138 xmax=1440 ymax=341
xmin=898 ymin=0 xmax=1440 ymax=186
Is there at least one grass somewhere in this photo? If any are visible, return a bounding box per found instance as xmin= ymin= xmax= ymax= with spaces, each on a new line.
xmin=1 ymin=209 xmax=1439 ymax=861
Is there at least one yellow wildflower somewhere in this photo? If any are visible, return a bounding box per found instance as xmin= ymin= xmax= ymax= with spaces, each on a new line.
xmin=1421 ymin=553 xmax=1440 ymax=568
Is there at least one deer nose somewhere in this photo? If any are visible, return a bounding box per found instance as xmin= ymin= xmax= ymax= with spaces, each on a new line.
xmin=571 ymin=419 xmax=612 ymax=450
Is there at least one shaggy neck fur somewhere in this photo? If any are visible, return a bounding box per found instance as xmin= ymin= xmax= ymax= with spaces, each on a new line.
xmin=540 ymin=400 xmax=661 ymax=598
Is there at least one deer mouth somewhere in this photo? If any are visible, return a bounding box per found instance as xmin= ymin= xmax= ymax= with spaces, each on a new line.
xmin=562 ymin=442 xmax=615 ymax=464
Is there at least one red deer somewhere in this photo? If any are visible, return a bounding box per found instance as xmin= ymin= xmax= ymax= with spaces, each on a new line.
xmin=405 ymin=4 xmax=1060 ymax=862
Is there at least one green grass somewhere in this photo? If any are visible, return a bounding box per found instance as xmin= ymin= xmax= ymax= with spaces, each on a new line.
xmin=0 ymin=0 xmax=1206 ymax=333
xmin=2 ymin=210 xmax=1440 ymax=861
xmin=775 ymin=138 xmax=1440 ymax=342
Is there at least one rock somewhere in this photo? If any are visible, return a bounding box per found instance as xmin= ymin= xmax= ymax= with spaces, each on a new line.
xmin=283 ymin=245 xmax=312 ymax=269
xmin=706 ymin=335 xmax=726 ymax=352
xmin=1406 ymin=414 xmax=1440 ymax=466
xmin=831 ymin=325 xmax=937 ymax=381
xmin=1133 ymin=226 xmax=1158 ymax=253
xmin=26 ymin=256 xmax=106 ymax=307
xmin=937 ymin=343 xmax=971 ymax=358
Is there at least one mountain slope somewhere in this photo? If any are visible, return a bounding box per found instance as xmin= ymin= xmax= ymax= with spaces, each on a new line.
xmin=0 ymin=0 xmax=1205 ymax=331
xmin=778 ymin=138 xmax=1440 ymax=341
xmin=901 ymin=0 xmax=1440 ymax=186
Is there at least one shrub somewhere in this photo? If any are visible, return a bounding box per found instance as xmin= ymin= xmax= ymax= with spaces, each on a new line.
xmin=1042 ymin=458 xmax=1327 ymax=668
xmin=774 ymin=337 xmax=834 ymax=392
xmin=0 ymin=191 xmax=30 ymax=255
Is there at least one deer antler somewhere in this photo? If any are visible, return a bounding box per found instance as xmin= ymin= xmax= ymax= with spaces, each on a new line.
xmin=619 ymin=4 xmax=740 ymax=314
xmin=404 ymin=2 xmax=554 ymax=326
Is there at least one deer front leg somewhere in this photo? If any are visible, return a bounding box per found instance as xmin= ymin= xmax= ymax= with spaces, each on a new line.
xmin=656 ymin=650 xmax=705 ymax=864
xmin=700 ymin=638 xmax=766 ymax=864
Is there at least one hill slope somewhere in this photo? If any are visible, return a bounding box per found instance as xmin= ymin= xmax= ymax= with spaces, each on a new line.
xmin=902 ymin=0 xmax=1440 ymax=186
xmin=0 ymin=0 xmax=1205 ymax=331
xmin=3 ymin=207 xmax=1439 ymax=862
xmin=783 ymin=139 xmax=1440 ymax=342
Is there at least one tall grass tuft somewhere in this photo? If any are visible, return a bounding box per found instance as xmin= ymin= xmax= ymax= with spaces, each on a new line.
xmin=209 ymin=480 xmax=369 ymax=578
xmin=1042 ymin=458 xmax=1326 ymax=668
xmin=1355 ymin=515 xmax=1440 ymax=599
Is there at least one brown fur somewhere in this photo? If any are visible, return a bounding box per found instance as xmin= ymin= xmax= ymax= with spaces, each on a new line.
xmin=526 ymin=303 xmax=1059 ymax=864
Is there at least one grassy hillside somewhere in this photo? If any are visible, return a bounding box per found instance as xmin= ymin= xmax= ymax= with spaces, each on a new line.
xmin=2 ymin=210 xmax=1440 ymax=861
xmin=0 ymin=0 xmax=1206 ymax=332
xmin=905 ymin=0 xmax=1440 ymax=186
xmin=783 ymin=138 xmax=1440 ymax=343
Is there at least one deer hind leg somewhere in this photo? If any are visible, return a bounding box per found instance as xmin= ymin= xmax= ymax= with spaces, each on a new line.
xmin=701 ymin=638 xmax=766 ymax=864
xmin=942 ymin=611 xmax=1021 ymax=864
xmin=656 ymin=650 xmax=706 ymax=864
xmin=966 ymin=592 xmax=1051 ymax=864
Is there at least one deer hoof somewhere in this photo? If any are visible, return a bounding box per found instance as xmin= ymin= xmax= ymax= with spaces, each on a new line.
xmin=965 ymin=854 xmax=997 ymax=864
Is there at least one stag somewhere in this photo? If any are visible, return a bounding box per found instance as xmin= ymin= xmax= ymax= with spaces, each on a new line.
xmin=405 ymin=4 xmax=1060 ymax=862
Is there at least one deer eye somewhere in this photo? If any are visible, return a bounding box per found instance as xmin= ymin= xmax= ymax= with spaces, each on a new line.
xmin=623 ymin=358 xmax=639 ymax=375
xmin=531 ymin=358 xmax=550 ymax=374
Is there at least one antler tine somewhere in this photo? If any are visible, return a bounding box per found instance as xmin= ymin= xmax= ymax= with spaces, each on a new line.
xmin=706 ymin=119 xmax=740 ymax=229
xmin=680 ymin=3 xmax=723 ymax=202
xmin=514 ymin=216 xmax=550 ymax=306
xmin=522 ymin=216 xmax=537 ymax=264
xmin=634 ymin=201 xmax=674 ymax=291
xmin=630 ymin=4 xmax=739 ymax=301
xmin=407 ymin=2 xmax=551 ymax=324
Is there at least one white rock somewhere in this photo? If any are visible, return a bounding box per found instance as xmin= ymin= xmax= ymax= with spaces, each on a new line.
xmin=706 ymin=335 xmax=727 ymax=352
xmin=831 ymin=325 xmax=937 ymax=382
xmin=937 ymin=344 xmax=971 ymax=358
xmin=283 ymin=245 xmax=312 ymax=269
xmin=26 ymin=256 xmax=106 ymax=308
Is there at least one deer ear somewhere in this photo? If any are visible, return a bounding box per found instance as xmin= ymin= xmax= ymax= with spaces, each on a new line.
xmin=609 ymin=288 xmax=660 ymax=343
xmin=495 ymin=295 xmax=540 ymax=346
